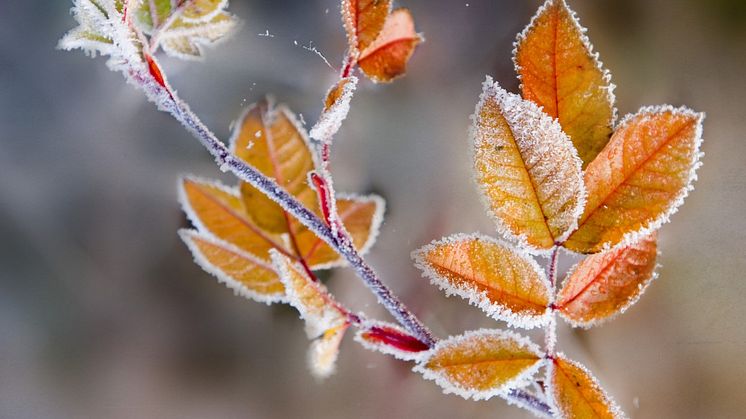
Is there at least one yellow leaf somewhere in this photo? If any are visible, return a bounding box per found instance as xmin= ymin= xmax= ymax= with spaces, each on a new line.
xmin=558 ymin=233 xmax=658 ymax=327
xmin=308 ymin=323 xmax=349 ymax=379
xmin=564 ymin=107 xmax=704 ymax=254
xmin=179 ymin=177 xmax=289 ymax=259
xmin=358 ymin=8 xmax=422 ymax=83
xmin=412 ymin=234 xmax=551 ymax=328
xmin=514 ymin=0 xmax=615 ymax=167
xmin=342 ymin=0 xmax=392 ymax=53
xmin=414 ymin=329 xmax=542 ymax=400
xmin=230 ymin=99 xmax=320 ymax=234
xmin=179 ymin=229 xmax=285 ymax=303
xmin=271 ymin=251 xmax=348 ymax=339
xmin=548 ymin=356 xmax=622 ymax=419
xmin=160 ymin=12 xmax=238 ymax=60
xmin=181 ymin=0 xmax=228 ymax=22
xmin=471 ymin=78 xmax=586 ymax=251
xmin=293 ymin=195 xmax=384 ymax=269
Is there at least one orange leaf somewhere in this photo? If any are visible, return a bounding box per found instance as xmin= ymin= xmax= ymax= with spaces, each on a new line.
xmin=514 ymin=0 xmax=615 ymax=167
xmin=308 ymin=323 xmax=349 ymax=378
xmin=229 ymin=99 xmax=320 ymax=234
xmin=471 ymin=78 xmax=586 ymax=251
xmin=342 ymin=0 xmax=392 ymax=53
xmin=271 ymin=251 xmax=348 ymax=339
xmin=179 ymin=177 xmax=289 ymax=259
xmin=179 ymin=229 xmax=285 ymax=303
xmin=564 ymin=107 xmax=704 ymax=254
xmin=548 ymin=355 xmax=622 ymax=419
xmin=358 ymin=8 xmax=422 ymax=83
xmin=412 ymin=234 xmax=551 ymax=328
xmin=310 ymin=76 xmax=358 ymax=143
xmin=293 ymin=194 xmax=384 ymax=269
xmin=414 ymin=329 xmax=542 ymax=400
xmin=557 ymin=233 xmax=658 ymax=327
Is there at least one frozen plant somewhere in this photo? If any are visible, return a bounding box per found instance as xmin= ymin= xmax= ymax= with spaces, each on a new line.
xmin=59 ymin=0 xmax=704 ymax=417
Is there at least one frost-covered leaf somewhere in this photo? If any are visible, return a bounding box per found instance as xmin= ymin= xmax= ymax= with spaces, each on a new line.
xmin=412 ymin=234 xmax=551 ymax=329
xmin=358 ymin=8 xmax=422 ymax=83
xmin=293 ymin=194 xmax=385 ymax=269
xmin=309 ymin=323 xmax=349 ymax=378
xmin=271 ymin=251 xmax=348 ymax=339
xmin=564 ymin=107 xmax=704 ymax=254
xmin=179 ymin=229 xmax=285 ymax=303
xmin=136 ymin=0 xmax=238 ymax=59
xmin=514 ymin=0 xmax=615 ymax=167
xmin=230 ymin=99 xmax=320 ymax=234
xmin=414 ymin=329 xmax=543 ymax=401
xmin=310 ymin=76 xmax=358 ymax=143
xmin=58 ymin=0 xmax=115 ymax=57
xmin=547 ymin=355 xmax=624 ymax=419
xmin=471 ymin=77 xmax=586 ymax=251
xmin=354 ymin=320 xmax=430 ymax=361
xmin=230 ymin=100 xmax=384 ymax=268
xmin=179 ymin=177 xmax=288 ymax=259
xmin=342 ymin=0 xmax=391 ymax=53
xmin=557 ymin=233 xmax=658 ymax=328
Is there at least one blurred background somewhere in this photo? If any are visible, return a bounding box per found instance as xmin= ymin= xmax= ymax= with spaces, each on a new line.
xmin=2 ymin=0 xmax=746 ymax=417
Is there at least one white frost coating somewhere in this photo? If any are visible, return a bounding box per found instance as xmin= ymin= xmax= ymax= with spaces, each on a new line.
xmin=178 ymin=229 xmax=286 ymax=305
xmin=310 ymin=76 xmax=358 ymax=143
xmin=413 ymin=328 xmax=544 ymax=401
xmin=353 ymin=319 xmax=429 ymax=362
xmin=546 ymin=354 xmax=627 ymax=419
xmin=58 ymin=0 xmax=116 ymax=57
xmin=595 ymin=106 xmax=704 ymax=253
xmin=308 ymin=324 xmax=348 ymax=379
xmin=470 ymin=77 xmax=587 ymax=254
xmin=309 ymin=191 xmax=386 ymax=271
xmin=270 ymin=250 xmax=347 ymax=339
xmin=412 ymin=233 xmax=552 ymax=330
xmin=512 ymin=0 xmax=618 ymax=127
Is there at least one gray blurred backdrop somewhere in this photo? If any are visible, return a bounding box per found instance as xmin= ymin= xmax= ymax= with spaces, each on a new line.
xmin=2 ymin=0 xmax=746 ymax=418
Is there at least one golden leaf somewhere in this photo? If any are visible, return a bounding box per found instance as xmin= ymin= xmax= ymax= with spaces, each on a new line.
xmin=230 ymin=100 xmax=319 ymax=234
xmin=309 ymin=76 xmax=359 ymax=143
xmin=414 ymin=329 xmax=542 ymax=400
xmin=271 ymin=251 xmax=348 ymax=339
xmin=564 ymin=107 xmax=704 ymax=254
xmin=558 ymin=233 xmax=657 ymax=327
xmin=358 ymin=8 xmax=422 ymax=83
xmin=514 ymin=0 xmax=615 ymax=167
xmin=548 ymin=355 xmax=622 ymax=419
xmin=342 ymin=0 xmax=392 ymax=53
xmin=293 ymin=195 xmax=384 ymax=269
xmin=179 ymin=177 xmax=289 ymax=259
xmin=412 ymin=234 xmax=551 ymax=328
xmin=471 ymin=78 xmax=586 ymax=251
xmin=179 ymin=229 xmax=285 ymax=303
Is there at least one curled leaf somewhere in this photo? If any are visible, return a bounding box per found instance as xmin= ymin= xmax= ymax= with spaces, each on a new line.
xmin=471 ymin=77 xmax=586 ymax=251
xmin=310 ymin=76 xmax=358 ymax=143
xmin=358 ymin=8 xmax=422 ymax=83
xmin=179 ymin=229 xmax=285 ymax=304
xmin=309 ymin=323 xmax=349 ymax=379
xmin=557 ymin=233 xmax=658 ymax=328
xmin=414 ymin=329 xmax=543 ymax=401
xmin=354 ymin=320 xmax=430 ymax=361
xmin=412 ymin=234 xmax=551 ymax=329
xmin=564 ymin=107 xmax=704 ymax=254
xmin=271 ymin=251 xmax=348 ymax=339
xmin=548 ymin=355 xmax=624 ymax=419
xmin=514 ymin=0 xmax=615 ymax=166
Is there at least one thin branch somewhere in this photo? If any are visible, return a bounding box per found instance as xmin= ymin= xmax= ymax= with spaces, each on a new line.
xmin=506 ymin=389 xmax=553 ymax=418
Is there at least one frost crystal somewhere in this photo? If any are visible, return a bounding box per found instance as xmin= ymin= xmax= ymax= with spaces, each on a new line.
xmin=310 ymin=77 xmax=358 ymax=144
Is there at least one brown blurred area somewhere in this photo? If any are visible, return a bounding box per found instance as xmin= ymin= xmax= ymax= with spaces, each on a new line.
xmin=1 ymin=0 xmax=745 ymax=417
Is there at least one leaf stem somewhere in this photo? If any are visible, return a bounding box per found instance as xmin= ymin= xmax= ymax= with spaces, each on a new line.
xmin=545 ymin=245 xmax=560 ymax=357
